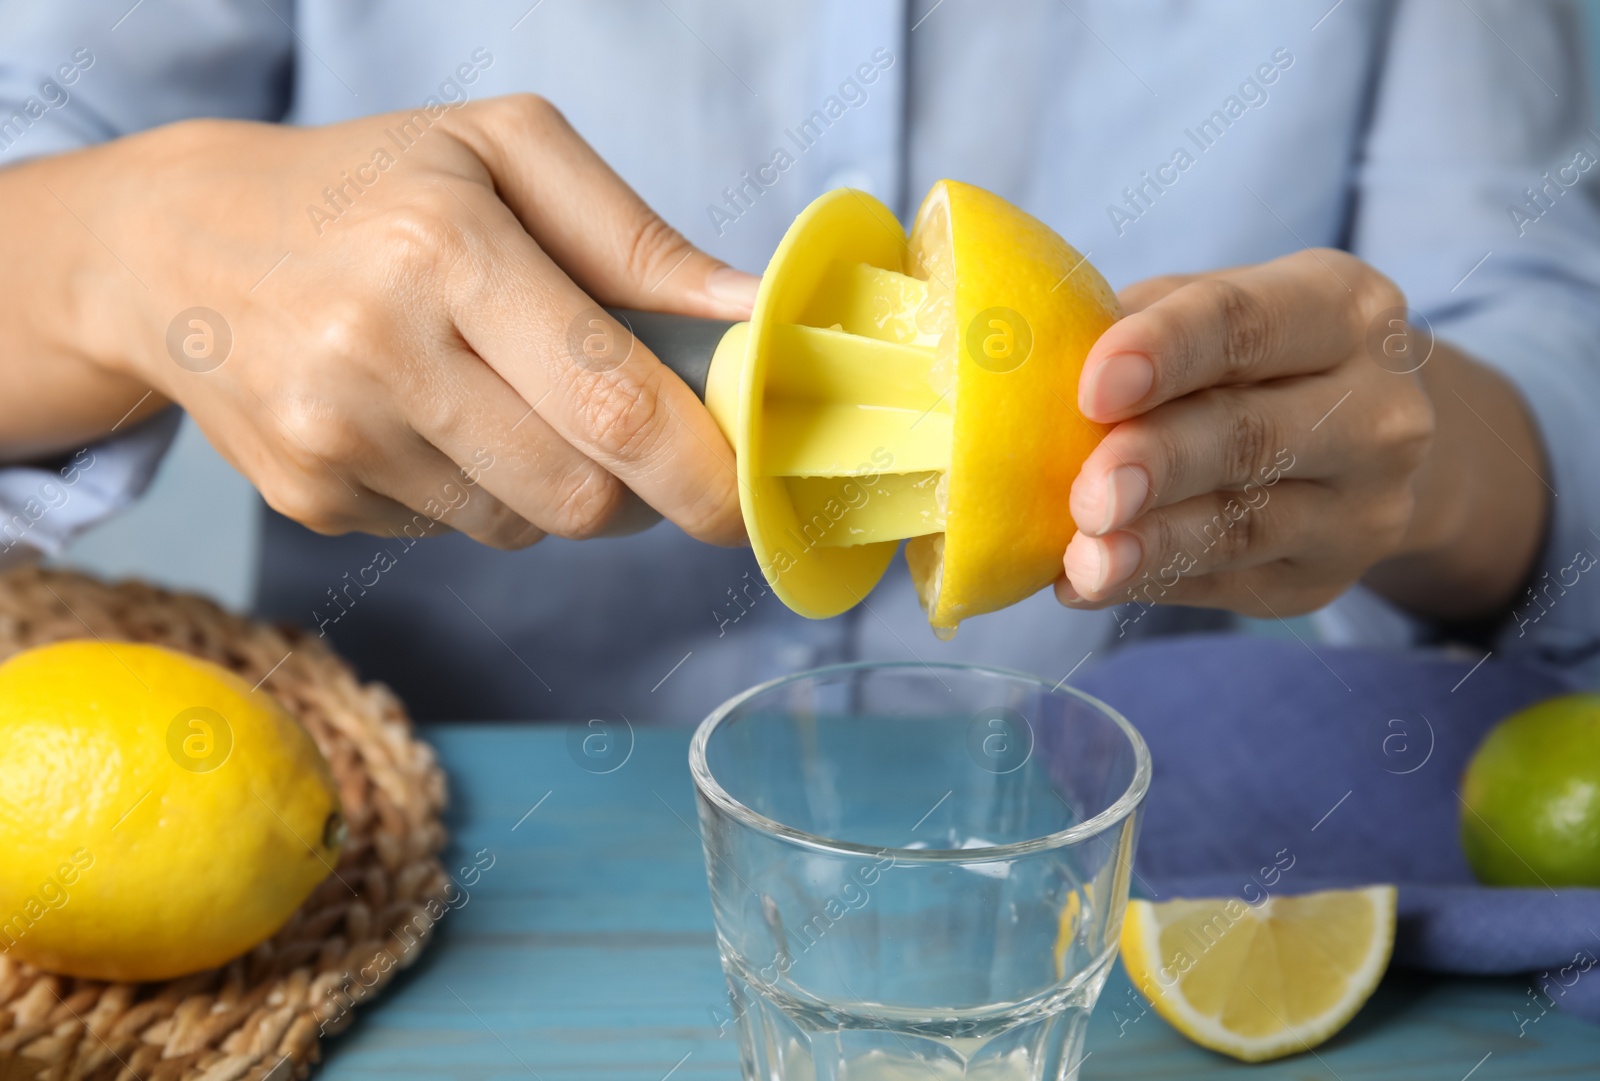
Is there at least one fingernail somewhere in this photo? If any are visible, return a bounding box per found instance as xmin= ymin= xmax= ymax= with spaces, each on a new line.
xmin=1055 ymin=576 xmax=1084 ymax=605
xmin=705 ymin=266 xmax=761 ymax=314
xmin=1080 ymin=353 xmax=1154 ymax=418
xmin=1102 ymin=465 xmax=1149 ymax=533
xmin=1063 ymin=531 xmax=1141 ymax=595
xmin=1062 ymin=533 xmax=1102 ymax=593
xmin=1071 ymin=464 xmax=1149 ymax=536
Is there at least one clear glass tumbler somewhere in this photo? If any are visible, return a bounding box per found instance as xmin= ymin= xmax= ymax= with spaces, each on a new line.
xmin=690 ymin=662 xmax=1150 ymax=1081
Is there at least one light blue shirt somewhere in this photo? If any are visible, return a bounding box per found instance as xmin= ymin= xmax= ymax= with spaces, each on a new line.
xmin=3 ymin=1 xmax=1599 ymax=720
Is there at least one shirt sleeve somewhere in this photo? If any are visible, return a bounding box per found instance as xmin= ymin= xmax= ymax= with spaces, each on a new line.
xmin=0 ymin=406 xmax=183 ymax=559
xmin=0 ymin=1 xmax=293 ymax=545
xmin=1330 ymin=0 xmax=1600 ymax=673
xmin=0 ymin=0 xmax=294 ymax=165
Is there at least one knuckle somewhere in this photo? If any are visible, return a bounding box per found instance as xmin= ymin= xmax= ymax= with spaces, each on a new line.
xmin=1204 ymin=492 xmax=1259 ymax=566
xmin=1139 ymin=302 xmax=1200 ymax=390
xmin=380 ymin=191 xmax=471 ymax=274
xmin=278 ymin=406 xmax=364 ymax=470
xmin=1221 ymin=390 xmax=1274 ymax=486
xmin=577 ymin=375 xmax=668 ymax=462
xmin=311 ymin=300 xmax=384 ymax=367
xmin=623 ymin=211 xmax=693 ymax=291
xmin=1234 ymin=493 xmax=1265 ymax=559
xmin=467 ymin=93 xmax=571 ymax=157
xmin=499 ymin=92 xmax=567 ymax=134
xmin=1396 ymin=384 xmax=1437 ymax=447
xmin=1352 ymin=262 xmax=1406 ymax=322
xmin=475 ymin=503 xmax=546 ymax=551
xmin=546 ymin=463 xmax=626 ymax=539
xmin=1365 ymin=380 xmax=1436 ymax=473
xmin=1296 ymin=246 xmax=1358 ymax=278
xmin=1202 ymin=278 xmax=1274 ymax=379
xmin=261 ymin=477 xmax=349 ymax=536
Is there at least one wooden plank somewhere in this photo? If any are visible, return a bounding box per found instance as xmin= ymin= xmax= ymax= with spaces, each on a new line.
xmin=316 ymin=724 xmax=1600 ymax=1080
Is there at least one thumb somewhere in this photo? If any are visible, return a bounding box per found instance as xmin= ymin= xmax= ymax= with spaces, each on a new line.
xmin=451 ymin=94 xmax=761 ymax=320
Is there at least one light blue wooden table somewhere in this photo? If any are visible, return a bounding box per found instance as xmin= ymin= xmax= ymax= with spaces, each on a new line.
xmin=318 ymin=724 xmax=1599 ymax=1080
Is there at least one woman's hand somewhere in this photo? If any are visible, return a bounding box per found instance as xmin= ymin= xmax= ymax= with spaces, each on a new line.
xmin=7 ymin=94 xmax=758 ymax=549
xmin=1057 ymin=248 xmax=1549 ymax=622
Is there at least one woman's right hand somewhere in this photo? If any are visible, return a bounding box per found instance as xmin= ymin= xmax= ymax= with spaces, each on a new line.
xmin=7 ymin=94 xmax=758 ymax=548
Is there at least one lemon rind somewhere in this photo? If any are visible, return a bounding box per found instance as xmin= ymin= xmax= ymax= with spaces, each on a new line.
xmin=1121 ymin=885 xmax=1397 ymax=1063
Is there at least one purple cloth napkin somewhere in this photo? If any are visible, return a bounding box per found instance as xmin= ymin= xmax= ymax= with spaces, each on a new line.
xmin=1070 ymin=634 xmax=1600 ymax=1023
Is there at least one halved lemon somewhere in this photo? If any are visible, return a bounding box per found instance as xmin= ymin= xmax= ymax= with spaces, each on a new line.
xmin=1118 ymin=886 xmax=1397 ymax=1062
xmin=904 ymin=181 xmax=1119 ymax=634
xmin=704 ymin=181 xmax=1117 ymax=635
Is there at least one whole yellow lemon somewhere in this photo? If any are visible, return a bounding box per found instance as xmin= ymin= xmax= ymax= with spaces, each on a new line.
xmin=0 ymin=640 xmax=344 ymax=980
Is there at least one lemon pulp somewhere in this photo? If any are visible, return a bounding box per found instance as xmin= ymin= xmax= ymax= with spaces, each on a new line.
xmin=1119 ymin=886 xmax=1397 ymax=1062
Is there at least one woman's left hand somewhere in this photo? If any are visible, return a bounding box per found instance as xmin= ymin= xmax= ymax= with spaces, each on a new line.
xmin=1056 ymin=247 xmax=1519 ymax=620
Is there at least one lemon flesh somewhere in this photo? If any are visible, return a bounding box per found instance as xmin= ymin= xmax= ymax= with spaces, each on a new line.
xmin=1461 ymin=692 xmax=1600 ymax=886
xmin=1119 ymin=886 xmax=1397 ymax=1063
xmin=0 ymin=640 xmax=343 ymax=981
xmin=703 ymin=180 xmax=1117 ymax=633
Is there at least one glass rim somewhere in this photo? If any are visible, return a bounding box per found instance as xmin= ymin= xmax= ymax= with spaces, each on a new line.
xmin=688 ymin=660 xmax=1150 ymax=865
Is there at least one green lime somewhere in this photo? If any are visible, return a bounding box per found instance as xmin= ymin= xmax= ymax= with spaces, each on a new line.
xmin=1460 ymin=693 xmax=1600 ymax=887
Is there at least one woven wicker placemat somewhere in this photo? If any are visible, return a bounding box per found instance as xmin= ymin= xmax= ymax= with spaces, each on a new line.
xmin=0 ymin=566 xmax=451 ymax=1081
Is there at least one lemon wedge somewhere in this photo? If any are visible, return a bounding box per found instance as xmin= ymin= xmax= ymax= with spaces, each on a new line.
xmin=1118 ymin=886 xmax=1397 ymax=1062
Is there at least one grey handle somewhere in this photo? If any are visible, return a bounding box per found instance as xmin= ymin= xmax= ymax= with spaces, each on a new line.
xmin=605 ymin=308 xmax=736 ymax=401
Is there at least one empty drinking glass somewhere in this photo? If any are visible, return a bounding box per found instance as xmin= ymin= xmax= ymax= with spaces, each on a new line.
xmin=691 ymin=661 xmax=1150 ymax=1081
